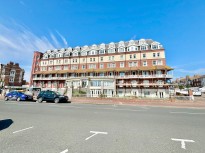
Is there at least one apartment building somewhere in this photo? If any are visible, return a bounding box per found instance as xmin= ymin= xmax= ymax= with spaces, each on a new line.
xmin=30 ymin=39 xmax=173 ymax=98
xmin=0 ymin=62 xmax=25 ymax=88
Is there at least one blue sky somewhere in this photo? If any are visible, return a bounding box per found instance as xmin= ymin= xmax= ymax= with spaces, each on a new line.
xmin=0 ymin=0 xmax=205 ymax=81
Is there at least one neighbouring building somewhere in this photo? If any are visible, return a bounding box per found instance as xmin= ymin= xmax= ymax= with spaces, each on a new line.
xmin=0 ymin=62 xmax=25 ymax=88
xmin=30 ymin=39 xmax=173 ymax=98
xmin=175 ymin=75 xmax=205 ymax=87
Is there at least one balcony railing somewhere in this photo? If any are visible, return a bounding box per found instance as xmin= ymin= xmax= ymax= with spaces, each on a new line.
xmin=116 ymin=83 xmax=172 ymax=87
xmin=33 ymin=77 xmax=67 ymax=80
xmin=33 ymin=74 xmax=173 ymax=80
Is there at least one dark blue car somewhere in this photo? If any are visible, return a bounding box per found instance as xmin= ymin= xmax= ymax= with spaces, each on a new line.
xmin=4 ymin=91 xmax=33 ymax=101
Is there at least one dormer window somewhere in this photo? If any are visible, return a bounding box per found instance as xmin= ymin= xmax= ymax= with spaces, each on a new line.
xmin=151 ymin=45 xmax=158 ymax=50
xmin=99 ymin=49 xmax=105 ymax=54
xmin=73 ymin=52 xmax=79 ymax=56
xmin=128 ymin=46 xmax=136 ymax=52
xmin=81 ymin=51 xmax=87 ymax=56
xmin=141 ymin=45 xmax=147 ymax=50
xmin=118 ymin=47 xmax=125 ymax=52
xmin=108 ymin=48 xmax=115 ymax=53
xmin=57 ymin=53 xmax=62 ymax=58
xmin=89 ymin=50 xmax=97 ymax=55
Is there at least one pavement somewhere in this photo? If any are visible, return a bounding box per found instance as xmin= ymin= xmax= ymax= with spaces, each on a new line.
xmin=0 ymin=100 xmax=205 ymax=153
xmin=1 ymin=95 xmax=205 ymax=109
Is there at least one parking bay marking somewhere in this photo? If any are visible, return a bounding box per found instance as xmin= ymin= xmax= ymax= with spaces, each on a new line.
xmin=13 ymin=126 xmax=33 ymax=134
xmin=60 ymin=149 xmax=68 ymax=153
xmin=171 ymin=138 xmax=195 ymax=149
xmin=170 ymin=112 xmax=205 ymax=115
xmin=85 ymin=131 xmax=108 ymax=140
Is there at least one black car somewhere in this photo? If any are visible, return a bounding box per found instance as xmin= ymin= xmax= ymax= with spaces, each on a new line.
xmin=36 ymin=90 xmax=69 ymax=103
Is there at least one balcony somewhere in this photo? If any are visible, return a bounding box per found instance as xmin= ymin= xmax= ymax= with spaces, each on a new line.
xmin=33 ymin=74 xmax=173 ymax=81
xmin=116 ymin=83 xmax=172 ymax=87
xmin=117 ymin=74 xmax=173 ymax=79
xmin=33 ymin=77 xmax=67 ymax=80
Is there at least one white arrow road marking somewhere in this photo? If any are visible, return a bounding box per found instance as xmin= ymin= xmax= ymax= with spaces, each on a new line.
xmin=13 ymin=126 xmax=33 ymax=134
xmin=171 ymin=138 xmax=195 ymax=149
xmin=60 ymin=149 xmax=68 ymax=153
xmin=85 ymin=131 xmax=108 ymax=140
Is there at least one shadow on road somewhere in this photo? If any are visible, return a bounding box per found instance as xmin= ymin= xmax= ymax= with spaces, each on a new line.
xmin=0 ymin=119 xmax=13 ymax=131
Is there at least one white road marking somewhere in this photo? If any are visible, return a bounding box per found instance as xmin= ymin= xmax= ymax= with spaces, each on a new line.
xmin=49 ymin=105 xmax=82 ymax=109
xmin=13 ymin=126 xmax=33 ymax=134
xmin=5 ymin=103 xmax=35 ymax=106
xmin=170 ymin=112 xmax=205 ymax=115
xmin=85 ymin=131 xmax=108 ymax=140
xmin=49 ymin=105 xmax=146 ymax=112
xmin=60 ymin=149 xmax=68 ymax=153
xmin=171 ymin=138 xmax=195 ymax=149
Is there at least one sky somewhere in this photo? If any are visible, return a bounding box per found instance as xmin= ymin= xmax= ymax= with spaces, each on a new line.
xmin=0 ymin=0 xmax=205 ymax=81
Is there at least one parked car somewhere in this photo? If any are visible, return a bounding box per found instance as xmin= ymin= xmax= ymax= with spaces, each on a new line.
xmin=36 ymin=90 xmax=69 ymax=103
xmin=193 ymin=90 xmax=202 ymax=96
xmin=4 ymin=91 xmax=33 ymax=101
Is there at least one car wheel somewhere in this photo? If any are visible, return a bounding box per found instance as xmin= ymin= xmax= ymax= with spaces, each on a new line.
xmin=17 ymin=97 xmax=21 ymax=102
xmin=5 ymin=97 xmax=8 ymax=101
xmin=54 ymin=98 xmax=59 ymax=103
xmin=37 ymin=97 xmax=43 ymax=103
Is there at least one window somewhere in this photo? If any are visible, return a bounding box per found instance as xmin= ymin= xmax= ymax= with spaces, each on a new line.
xmin=55 ymin=66 xmax=61 ymax=70
xmin=119 ymin=48 xmax=124 ymax=52
xmin=143 ymin=54 xmax=146 ymax=58
xmin=120 ymin=55 xmax=124 ymax=60
xmin=143 ymin=61 xmax=147 ymax=66
xmin=157 ymin=53 xmax=160 ymax=57
xmin=133 ymin=54 xmax=136 ymax=59
xmin=157 ymin=60 xmax=162 ymax=65
xmin=119 ymin=72 xmax=125 ymax=77
xmin=9 ymin=77 xmax=14 ymax=82
xmin=49 ymin=60 xmax=53 ymax=65
xmin=100 ymin=64 xmax=104 ymax=69
xmin=73 ymin=52 xmax=78 ymax=56
xmin=152 ymin=45 xmax=158 ymax=50
xmin=64 ymin=66 xmax=68 ymax=70
xmin=153 ymin=60 xmax=157 ymax=66
xmin=71 ymin=65 xmax=78 ymax=70
xmin=89 ymin=50 xmax=96 ymax=55
xmin=130 ymin=55 xmax=132 ymax=59
xmin=64 ymin=59 xmax=68 ymax=63
xmin=57 ymin=60 xmax=61 ymax=64
xmin=141 ymin=45 xmax=147 ymax=50
xmin=107 ymin=63 xmax=116 ymax=68
xmin=128 ymin=62 xmax=137 ymax=67
xmin=89 ymin=64 xmax=96 ymax=69
xmin=93 ymin=58 xmax=95 ymax=62
xmin=100 ymin=57 xmax=103 ymax=62
xmin=48 ymin=66 xmax=53 ymax=71
xmin=109 ymin=56 xmax=114 ymax=61
xmin=128 ymin=46 xmax=135 ymax=52
xmin=82 ymin=65 xmax=86 ymax=69
xmin=108 ymin=48 xmax=115 ymax=53
xmin=120 ymin=62 xmax=124 ymax=68
xmin=83 ymin=58 xmax=85 ymax=62
xmin=41 ymin=67 xmax=47 ymax=71
xmin=153 ymin=53 xmax=156 ymax=57
xmin=10 ymin=70 xmax=15 ymax=76
xmin=90 ymin=58 xmax=92 ymax=62
xmin=99 ymin=49 xmax=105 ymax=54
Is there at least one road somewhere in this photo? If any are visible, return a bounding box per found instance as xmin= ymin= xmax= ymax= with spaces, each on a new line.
xmin=0 ymin=100 xmax=205 ymax=153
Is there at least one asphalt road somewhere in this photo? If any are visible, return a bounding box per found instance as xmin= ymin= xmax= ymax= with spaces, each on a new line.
xmin=0 ymin=100 xmax=205 ymax=153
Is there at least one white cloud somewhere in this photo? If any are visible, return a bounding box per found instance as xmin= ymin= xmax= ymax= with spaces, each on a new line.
xmin=0 ymin=22 xmax=68 ymax=82
xmin=56 ymin=31 xmax=68 ymax=47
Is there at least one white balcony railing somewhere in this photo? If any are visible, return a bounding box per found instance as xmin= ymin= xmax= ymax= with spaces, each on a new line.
xmin=33 ymin=74 xmax=173 ymax=80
